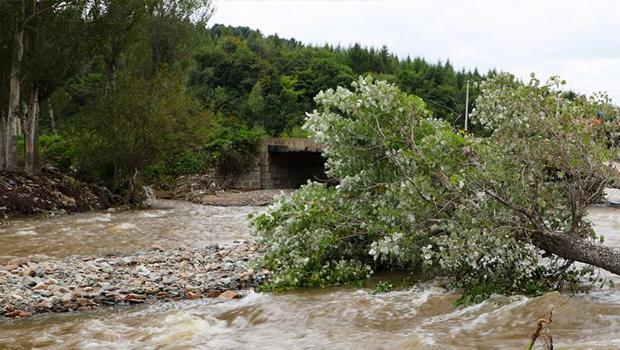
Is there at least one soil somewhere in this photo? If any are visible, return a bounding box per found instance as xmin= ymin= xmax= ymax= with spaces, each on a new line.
xmin=0 ymin=167 xmax=115 ymax=218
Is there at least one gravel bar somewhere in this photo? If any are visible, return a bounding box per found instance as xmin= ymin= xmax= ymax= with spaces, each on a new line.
xmin=0 ymin=243 xmax=270 ymax=318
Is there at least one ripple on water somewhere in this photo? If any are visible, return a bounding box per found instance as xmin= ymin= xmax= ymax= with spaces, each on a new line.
xmin=2 ymin=286 xmax=620 ymax=349
xmin=110 ymin=223 xmax=139 ymax=231
xmin=75 ymin=213 xmax=113 ymax=224
xmin=13 ymin=229 xmax=38 ymax=236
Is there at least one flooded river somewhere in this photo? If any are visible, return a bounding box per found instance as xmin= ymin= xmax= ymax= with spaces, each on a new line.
xmin=0 ymin=200 xmax=259 ymax=263
xmin=1 ymin=199 xmax=620 ymax=349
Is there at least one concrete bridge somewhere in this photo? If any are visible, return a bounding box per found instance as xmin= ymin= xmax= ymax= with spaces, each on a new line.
xmin=232 ymin=138 xmax=326 ymax=190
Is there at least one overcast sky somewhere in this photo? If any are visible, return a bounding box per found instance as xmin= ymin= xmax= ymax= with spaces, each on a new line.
xmin=211 ymin=0 xmax=620 ymax=102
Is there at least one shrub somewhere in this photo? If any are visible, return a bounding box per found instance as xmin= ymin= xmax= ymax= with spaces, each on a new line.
xmin=38 ymin=134 xmax=73 ymax=169
xmin=69 ymin=68 xmax=205 ymax=195
xmin=204 ymin=118 xmax=264 ymax=177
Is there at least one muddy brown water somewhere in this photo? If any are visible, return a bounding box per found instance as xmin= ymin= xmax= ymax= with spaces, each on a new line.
xmin=1 ymin=198 xmax=620 ymax=349
xmin=0 ymin=200 xmax=260 ymax=263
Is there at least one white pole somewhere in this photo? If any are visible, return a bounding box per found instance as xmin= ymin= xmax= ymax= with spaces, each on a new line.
xmin=464 ymin=80 xmax=470 ymax=132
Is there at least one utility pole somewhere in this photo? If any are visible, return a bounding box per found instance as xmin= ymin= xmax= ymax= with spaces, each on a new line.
xmin=464 ymin=80 xmax=470 ymax=132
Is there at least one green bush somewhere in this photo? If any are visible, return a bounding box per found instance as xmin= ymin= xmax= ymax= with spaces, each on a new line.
xmin=142 ymin=116 xmax=264 ymax=184
xmin=204 ymin=118 xmax=265 ymax=177
xmin=68 ymin=68 xmax=206 ymax=202
xmin=279 ymin=126 xmax=310 ymax=138
xmin=38 ymin=134 xmax=73 ymax=169
xmin=166 ymin=149 xmax=213 ymax=175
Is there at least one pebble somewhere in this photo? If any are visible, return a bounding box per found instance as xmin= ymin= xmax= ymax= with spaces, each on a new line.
xmin=0 ymin=244 xmax=268 ymax=318
xmin=135 ymin=265 xmax=151 ymax=276
xmin=7 ymin=257 xmax=29 ymax=267
xmin=218 ymin=290 xmax=241 ymax=300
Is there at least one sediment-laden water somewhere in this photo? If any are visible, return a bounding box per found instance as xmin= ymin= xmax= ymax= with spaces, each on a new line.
xmin=2 ymin=199 xmax=620 ymax=349
xmin=0 ymin=200 xmax=260 ymax=263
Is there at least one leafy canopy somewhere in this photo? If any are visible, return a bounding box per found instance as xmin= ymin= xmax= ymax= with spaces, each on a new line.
xmin=253 ymin=75 xmax=618 ymax=300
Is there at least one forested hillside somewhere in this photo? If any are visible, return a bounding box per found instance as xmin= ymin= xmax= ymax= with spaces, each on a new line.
xmin=192 ymin=24 xmax=488 ymax=135
xmin=0 ymin=0 xmax=490 ymax=199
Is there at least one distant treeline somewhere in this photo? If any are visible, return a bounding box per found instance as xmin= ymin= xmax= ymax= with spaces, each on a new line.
xmin=193 ymin=24 xmax=491 ymax=135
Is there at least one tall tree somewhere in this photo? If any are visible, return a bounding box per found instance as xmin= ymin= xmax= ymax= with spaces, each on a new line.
xmin=5 ymin=0 xmax=25 ymax=170
xmin=24 ymin=0 xmax=42 ymax=173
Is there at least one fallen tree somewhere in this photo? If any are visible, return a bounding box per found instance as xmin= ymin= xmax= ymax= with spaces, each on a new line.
xmin=252 ymin=75 xmax=620 ymax=300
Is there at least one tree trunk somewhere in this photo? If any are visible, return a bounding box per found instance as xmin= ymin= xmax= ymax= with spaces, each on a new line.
xmin=18 ymin=103 xmax=25 ymax=136
xmin=25 ymin=86 xmax=39 ymax=173
xmin=106 ymin=59 xmax=118 ymax=90
xmin=6 ymin=1 xmax=25 ymax=170
xmin=34 ymin=99 xmax=40 ymax=164
xmin=48 ymin=99 xmax=56 ymax=134
xmin=0 ymin=111 xmax=6 ymax=170
xmin=532 ymin=231 xmax=620 ymax=275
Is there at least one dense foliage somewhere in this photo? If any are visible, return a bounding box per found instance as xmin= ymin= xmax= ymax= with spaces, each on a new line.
xmin=252 ymin=75 xmax=619 ymax=301
xmin=190 ymin=25 xmax=488 ymax=135
xmin=0 ymin=0 xmax=216 ymax=199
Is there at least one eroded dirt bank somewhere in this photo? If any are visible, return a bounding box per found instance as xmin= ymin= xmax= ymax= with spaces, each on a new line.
xmin=0 ymin=168 xmax=115 ymax=218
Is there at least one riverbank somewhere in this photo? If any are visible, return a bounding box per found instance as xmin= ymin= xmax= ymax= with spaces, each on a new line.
xmin=0 ymin=243 xmax=269 ymax=318
xmin=197 ymin=189 xmax=294 ymax=206
xmin=156 ymin=173 xmax=294 ymax=206
xmin=0 ymin=168 xmax=116 ymax=218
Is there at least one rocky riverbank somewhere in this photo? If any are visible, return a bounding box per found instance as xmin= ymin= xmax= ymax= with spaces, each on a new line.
xmin=0 ymin=168 xmax=116 ymax=218
xmin=156 ymin=173 xmax=293 ymax=206
xmin=0 ymin=243 xmax=269 ymax=318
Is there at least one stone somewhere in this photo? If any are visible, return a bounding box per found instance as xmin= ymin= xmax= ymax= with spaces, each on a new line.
xmin=124 ymin=294 xmax=146 ymax=303
xmin=148 ymin=256 xmax=164 ymax=263
xmin=34 ymin=267 xmax=45 ymax=277
xmin=162 ymin=276 xmax=177 ymax=285
xmin=99 ymin=262 xmax=113 ymax=273
xmin=5 ymin=265 xmax=19 ymax=272
xmin=218 ymin=277 xmax=232 ymax=286
xmin=32 ymin=301 xmax=53 ymax=310
xmin=187 ymin=291 xmax=202 ymax=300
xmin=6 ymin=310 xmax=31 ymax=318
xmin=21 ymin=267 xmax=35 ymax=277
xmin=7 ymin=257 xmax=29 ymax=267
xmin=150 ymin=244 xmax=164 ymax=252
xmin=135 ymin=265 xmax=150 ymax=276
xmin=240 ymin=273 xmax=252 ymax=282
xmin=23 ymin=277 xmax=37 ymax=287
xmin=206 ymin=243 xmax=219 ymax=251
xmin=178 ymin=253 xmax=191 ymax=262
xmin=206 ymin=290 xmax=222 ymax=298
xmin=37 ymin=290 xmax=52 ymax=297
xmin=148 ymin=273 xmax=162 ymax=282
xmin=218 ymin=290 xmax=241 ymax=300
xmin=33 ymin=282 xmax=48 ymax=290
xmin=59 ymin=293 xmax=73 ymax=303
